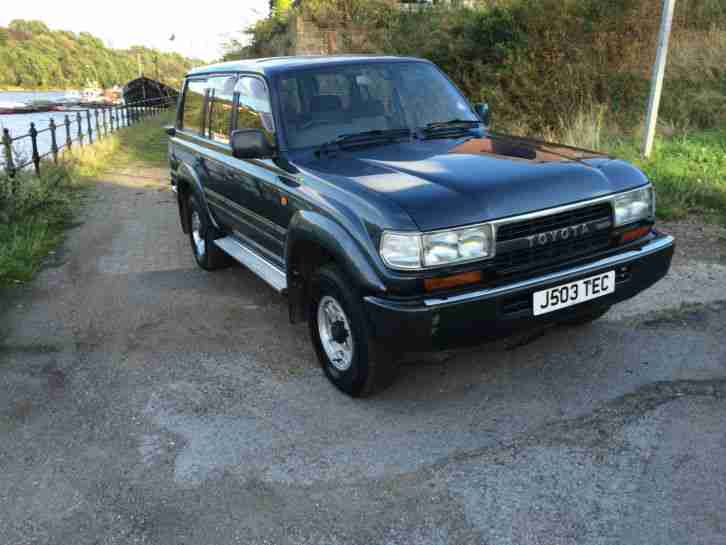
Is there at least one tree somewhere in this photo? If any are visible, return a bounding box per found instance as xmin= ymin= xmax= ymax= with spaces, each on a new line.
xmin=0 ymin=20 xmax=202 ymax=89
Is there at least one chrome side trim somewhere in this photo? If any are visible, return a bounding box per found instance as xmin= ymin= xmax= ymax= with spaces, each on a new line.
xmin=423 ymin=235 xmax=673 ymax=307
xmin=213 ymin=236 xmax=287 ymax=292
xmin=204 ymin=187 xmax=286 ymax=237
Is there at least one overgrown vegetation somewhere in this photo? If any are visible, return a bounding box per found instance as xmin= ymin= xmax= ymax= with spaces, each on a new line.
xmin=0 ymin=20 xmax=200 ymax=89
xmin=0 ymin=114 xmax=172 ymax=285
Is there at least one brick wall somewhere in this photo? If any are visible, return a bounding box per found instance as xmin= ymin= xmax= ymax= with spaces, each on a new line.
xmin=289 ymin=14 xmax=374 ymax=55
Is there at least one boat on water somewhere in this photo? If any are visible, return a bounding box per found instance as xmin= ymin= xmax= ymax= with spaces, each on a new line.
xmin=0 ymin=86 xmax=125 ymax=115
xmin=0 ymin=99 xmax=69 ymax=114
xmin=0 ymin=100 xmax=35 ymax=114
xmin=27 ymin=99 xmax=65 ymax=112
xmin=81 ymin=87 xmax=103 ymax=104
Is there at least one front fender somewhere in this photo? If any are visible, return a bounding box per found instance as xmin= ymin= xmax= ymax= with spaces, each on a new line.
xmin=177 ymin=159 xmax=219 ymax=229
xmin=286 ymin=211 xmax=386 ymax=295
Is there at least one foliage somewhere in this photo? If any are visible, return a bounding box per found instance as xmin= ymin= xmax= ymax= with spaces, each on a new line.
xmin=0 ymin=113 xmax=172 ymax=285
xmin=0 ymin=19 xmax=201 ymax=90
xmin=223 ymin=13 xmax=292 ymax=60
xmin=301 ymin=0 xmax=394 ymax=27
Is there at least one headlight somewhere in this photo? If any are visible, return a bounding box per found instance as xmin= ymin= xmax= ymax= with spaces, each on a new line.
xmin=379 ymin=232 xmax=422 ymax=269
xmin=613 ymin=186 xmax=655 ymax=226
xmin=423 ymin=225 xmax=494 ymax=267
xmin=380 ymin=224 xmax=495 ymax=270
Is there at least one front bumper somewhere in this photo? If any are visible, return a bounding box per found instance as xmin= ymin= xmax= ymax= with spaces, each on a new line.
xmin=364 ymin=233 xmax=674 ymax=351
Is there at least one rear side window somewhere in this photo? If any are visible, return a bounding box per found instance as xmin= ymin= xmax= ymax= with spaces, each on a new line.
xmin=181 ymin=79 xmax=206 ymax=134
xmin=207 ymin=75 xmax=237 ymax=143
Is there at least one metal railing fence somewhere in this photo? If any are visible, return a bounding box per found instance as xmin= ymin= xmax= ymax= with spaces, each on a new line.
xmin=1 ymin=96 xmax=177 ymax=178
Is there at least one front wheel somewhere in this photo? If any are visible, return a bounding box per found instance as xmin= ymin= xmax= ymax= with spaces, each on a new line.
xmin=309 ymin=264 xmax=398 ymax=397
xmin=187 ymin=194 xmax=230 ymax=271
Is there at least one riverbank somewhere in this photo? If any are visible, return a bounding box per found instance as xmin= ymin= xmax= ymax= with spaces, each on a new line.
xmin=0 ymin=112 xmax=172 ymax=285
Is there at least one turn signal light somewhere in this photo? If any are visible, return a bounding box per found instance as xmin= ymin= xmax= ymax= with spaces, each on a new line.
xmin=620 ymin=226 xmax=651 ymax=243
xmin=424 ymin=271 xmax=482 ymax=292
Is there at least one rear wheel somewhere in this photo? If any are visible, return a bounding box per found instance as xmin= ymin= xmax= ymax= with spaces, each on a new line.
xmin=309 ymin=264 xmax=398 ymax=397
xmin=187 ymin=194 xmax=230 ymax=270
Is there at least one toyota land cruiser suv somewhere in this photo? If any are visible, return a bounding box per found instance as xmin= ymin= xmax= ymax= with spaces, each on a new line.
xmin=167 ymin=55 xmax=674 ymax=397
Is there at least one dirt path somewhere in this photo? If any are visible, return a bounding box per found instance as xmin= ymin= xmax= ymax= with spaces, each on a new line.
xmin=1 ymin=166 xmax=725 ymax=545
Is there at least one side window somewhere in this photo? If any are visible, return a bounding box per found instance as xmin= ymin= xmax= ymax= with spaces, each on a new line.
xmin=181 ymin=79 xmax=206 ymax=134
xmin=235 ymin=76 xmax=275 ymax=139
xmin=206 ymin=75 xmax=236 ymax=143
xmin=279 ymin=77 xmax=302 ymax=120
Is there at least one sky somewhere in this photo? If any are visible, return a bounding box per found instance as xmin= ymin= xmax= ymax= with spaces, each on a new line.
xmin=0 ymin=0 xmax=270 ymax=61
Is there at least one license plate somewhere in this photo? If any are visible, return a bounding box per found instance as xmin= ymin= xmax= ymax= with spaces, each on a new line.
xmin=533 ymin=271 xmax=615 ymax=316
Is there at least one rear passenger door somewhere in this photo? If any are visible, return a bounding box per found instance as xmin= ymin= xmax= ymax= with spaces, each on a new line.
xmin=174 ymin=75 xmax=239 ymax=232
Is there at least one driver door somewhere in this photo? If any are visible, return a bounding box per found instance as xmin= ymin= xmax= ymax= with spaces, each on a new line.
xmin=226 ymin=75 xmax=287 ymax=268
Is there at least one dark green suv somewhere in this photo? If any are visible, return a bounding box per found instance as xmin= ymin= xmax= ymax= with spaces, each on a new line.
xmin=168 ymin=55 xmax=674 ymax=396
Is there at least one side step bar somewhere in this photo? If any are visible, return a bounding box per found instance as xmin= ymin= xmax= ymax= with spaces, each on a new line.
xmin=213 ymin=236 xmax=287 ymax=293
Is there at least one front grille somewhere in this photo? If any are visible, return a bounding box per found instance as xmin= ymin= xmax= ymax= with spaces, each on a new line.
xmin=494 ymin=202 xmax=613 ymax=275
xmin=496 ymin=203 xmax=612 ymax=242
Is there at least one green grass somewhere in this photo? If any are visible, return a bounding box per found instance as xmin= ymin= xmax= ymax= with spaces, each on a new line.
xmin=608 ymin=130 xmax=726 ymax=223
xmin=111 ymin=112 xmax=174 ymax=166
xmin=0 ymin=112 xmax=173 ymax=286
xmin=0 ymin=215 xmax=69 ymax=283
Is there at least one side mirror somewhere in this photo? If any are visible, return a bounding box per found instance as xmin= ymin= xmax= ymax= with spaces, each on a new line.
xmin=231 ymin=129 xmax=274 ymax=160
xmin=164 ymin=126 xmax=176 ymax=137
xmin=474 ymin=103 xmax=491 ymax=127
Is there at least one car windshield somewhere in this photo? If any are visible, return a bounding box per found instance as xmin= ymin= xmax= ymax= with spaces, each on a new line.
xmin=277 ymin=61 xmax=478 ymax=150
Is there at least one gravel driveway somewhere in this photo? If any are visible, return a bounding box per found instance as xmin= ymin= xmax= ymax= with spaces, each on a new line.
xmin=1 ymin=168 xmax=725 ymax=545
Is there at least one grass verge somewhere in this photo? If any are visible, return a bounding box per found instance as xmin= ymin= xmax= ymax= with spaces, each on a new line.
xmin=0 ymin=112 xmax=173 ymax=286
xmin=608 ymin=129 xmax=726 ymax=223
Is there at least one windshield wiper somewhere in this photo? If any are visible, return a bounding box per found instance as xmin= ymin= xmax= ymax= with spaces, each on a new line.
xmin=317 ymin=128 xmax=412 ymax=155
xmin=418 ymin=119 xmax=482 ymax=140
xmin=423 ymin=119 xmax=482 ymax=131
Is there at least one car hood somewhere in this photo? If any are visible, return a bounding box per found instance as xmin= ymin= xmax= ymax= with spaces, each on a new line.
xmin=293 ymin=135 xmax=650 ymax=231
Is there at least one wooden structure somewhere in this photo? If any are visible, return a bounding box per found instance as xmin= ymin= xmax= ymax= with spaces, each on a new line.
xmin=122 ymin=77 xmax=178 ymax=105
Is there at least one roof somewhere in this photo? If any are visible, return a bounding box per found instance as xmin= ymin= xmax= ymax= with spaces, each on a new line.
xmin=122 ymin=76 xmax=179 ymax=104
xmin=186 ymin=55 xmax=429 ymax=78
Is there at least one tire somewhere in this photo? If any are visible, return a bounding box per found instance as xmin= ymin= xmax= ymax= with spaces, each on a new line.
xmin=308 ymin=264 xmax=398 ymax=397
xmin=559 ymin=305 xmax=610 ymax=327
xmin=187 ymin=193 xmax=230 ymax=271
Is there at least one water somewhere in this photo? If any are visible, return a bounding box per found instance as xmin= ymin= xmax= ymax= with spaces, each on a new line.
xmin=1 ymin=90 xmax=93 ymax=168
